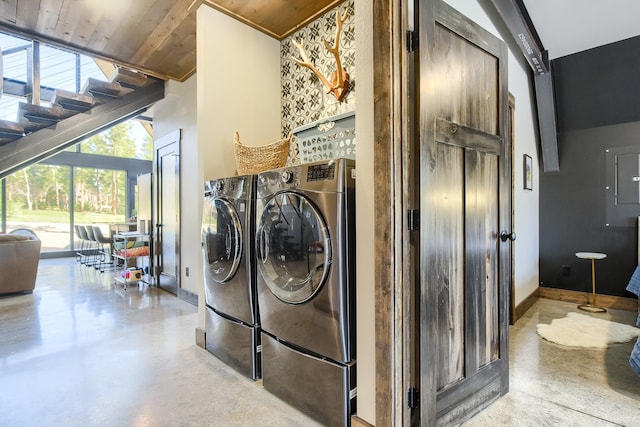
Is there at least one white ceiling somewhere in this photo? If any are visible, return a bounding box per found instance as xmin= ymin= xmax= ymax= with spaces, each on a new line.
xmin=522 ymin=0 xmax=640 ymax=59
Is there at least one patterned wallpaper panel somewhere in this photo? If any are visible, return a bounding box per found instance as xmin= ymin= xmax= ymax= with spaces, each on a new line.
xmin=280 ymin=0 xmax=356 ymax=165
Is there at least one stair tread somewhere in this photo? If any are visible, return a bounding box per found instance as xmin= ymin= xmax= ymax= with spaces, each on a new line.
xmin=0 ymin=120 xmax=24 ymax=144
xmin=0 ymin=120 xmax=26 ymax=136
xmin=52 ymin=89 xmax=95 ymax=112
xmin=81 ymin=78 xmax=132 ymax=99
xmin=0 ymin=120 xmax=25 ymax=142
xmin=18 ymin=103 xmax=63 ymax=125
xmin=17 ymin=119 xmax=48 ymax=134
xmin=112 ymin=67 xmax=152 ymax=88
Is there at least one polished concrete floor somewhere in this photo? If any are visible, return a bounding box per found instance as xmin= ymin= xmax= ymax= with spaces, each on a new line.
xmin=1 ymin=258 xmax=321 ymax=427
xmin=1 ymin=258 xmax=639 ymax=426
xmin=463 ymin=297 xmax=640 ymax=426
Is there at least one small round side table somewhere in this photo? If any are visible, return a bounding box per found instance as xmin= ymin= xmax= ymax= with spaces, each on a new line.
xmin=575 ymin=252 xmax=607 ymax=313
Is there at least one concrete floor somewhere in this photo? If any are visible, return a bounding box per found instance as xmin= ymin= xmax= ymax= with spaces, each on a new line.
xmin=1 ymin=258 xmax=639 ymax=426
xmin=1 ymin=258 xmax=321 ymax=427
xmin=463 ymin=297 xmax=640 ymax=426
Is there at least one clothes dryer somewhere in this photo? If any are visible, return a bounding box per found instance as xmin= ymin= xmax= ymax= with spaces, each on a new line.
xmin=202 ymin=175 xmax=260 ymax=380
xmin=255 ymin=158 xmax=356 ymax=427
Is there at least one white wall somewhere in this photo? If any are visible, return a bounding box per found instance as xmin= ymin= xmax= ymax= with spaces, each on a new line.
xmin=354 ymin=1 xmax=375 ymax=424
xmin=152 ymin=76 xmax=201 ymax=298
xmin=196 ymin=5 xmax=282 ymax=327
xmin=197 ymin=6 xmax=281 ymax=181
xmin=444 ymin=0 xmax=541 ymax=305
xmin=509 ymin=58 xmax=540 ymax=305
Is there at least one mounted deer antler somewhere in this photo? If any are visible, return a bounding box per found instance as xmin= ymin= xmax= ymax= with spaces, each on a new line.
xmin=291 ymin=8 xmax=350 ymax=102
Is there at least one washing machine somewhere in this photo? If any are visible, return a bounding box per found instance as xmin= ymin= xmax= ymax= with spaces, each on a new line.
xmin=202 ymin=175 xmax=260 ymax=380
xmin=255 ymin=158 xmax=356 ymax=427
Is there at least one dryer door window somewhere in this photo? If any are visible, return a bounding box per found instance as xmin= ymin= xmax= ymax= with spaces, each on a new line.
xmin=257 ymin=191 xmax=331 ymax=304
xmin=202 ymin=197 xmax=243 ymax=283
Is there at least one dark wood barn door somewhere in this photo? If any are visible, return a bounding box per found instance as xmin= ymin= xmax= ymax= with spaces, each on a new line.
xmin=417 ymin=1 xmax=512 ymax=424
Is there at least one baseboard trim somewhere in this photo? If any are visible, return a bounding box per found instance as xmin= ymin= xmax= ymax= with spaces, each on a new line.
xmin=539 ymin=287 xmax=638 ymax=312
xmin=195 ymin=327 xmax=206 ymax=348
xmin=351 ymin=415 xmax=375 ymax=427
xmin=513 ymin=288 xmax=540 ymax=323
xmin=178 ymin=288 xmax=198 ymax=306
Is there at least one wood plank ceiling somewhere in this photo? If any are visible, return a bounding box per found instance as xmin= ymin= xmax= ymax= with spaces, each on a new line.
xmin=0 ymin=0 xmax=344 ymax=82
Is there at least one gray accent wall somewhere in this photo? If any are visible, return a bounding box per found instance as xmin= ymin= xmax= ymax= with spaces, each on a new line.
xmin=540 ymin=36 xmax=640 ymax=298
xmin=539 ymin=122 xmax=640 ymax=297
xmin=553 ymin=36 xmax=640 ymax=133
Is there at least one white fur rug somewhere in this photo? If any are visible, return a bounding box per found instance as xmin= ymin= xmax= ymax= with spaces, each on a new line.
xmin=536 ymin=312 xmax=640 ymax=348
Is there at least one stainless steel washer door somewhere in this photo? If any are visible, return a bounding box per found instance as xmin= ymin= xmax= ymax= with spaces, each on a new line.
xmin=203 ymin=197 xmax=242 ymax=284
xmin=203 ymin=195 xmax=253 ymax=323
xmin=256 ymin=191 xmax=331 ymax=304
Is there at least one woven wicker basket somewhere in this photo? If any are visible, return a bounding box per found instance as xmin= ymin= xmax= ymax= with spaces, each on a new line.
xmin=233 ymin=131 xmax=291 ymax=175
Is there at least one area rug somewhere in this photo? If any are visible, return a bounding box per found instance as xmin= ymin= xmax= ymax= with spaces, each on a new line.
xmin=536 ymin=312 xmax=640 ymax=348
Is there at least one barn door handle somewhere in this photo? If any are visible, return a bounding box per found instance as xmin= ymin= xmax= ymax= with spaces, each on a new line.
xmin=500 ymin=230 xmax=516 ymax=242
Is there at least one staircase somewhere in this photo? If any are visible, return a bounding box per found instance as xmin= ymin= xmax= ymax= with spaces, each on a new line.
xmin=0 ymin=67 xmax=165 ymax=180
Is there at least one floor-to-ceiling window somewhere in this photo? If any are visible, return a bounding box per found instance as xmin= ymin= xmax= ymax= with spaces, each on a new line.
xmin=5 ymin=163 xmax=72 ymax=250
xmin=1 ymin=121 xmax=152 ymax=255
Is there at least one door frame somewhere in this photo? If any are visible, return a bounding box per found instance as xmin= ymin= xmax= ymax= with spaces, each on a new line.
xmin=508 ymin=94 xmax=516 ymax=325
xmin=371 ymin=0 xmax=413 ymax=426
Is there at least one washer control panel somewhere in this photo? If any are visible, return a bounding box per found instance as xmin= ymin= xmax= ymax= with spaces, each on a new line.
xmin=205 ymin=176 xmax=249 ymax=200
xmin=307 ymin=163 xmax=336 ymax=182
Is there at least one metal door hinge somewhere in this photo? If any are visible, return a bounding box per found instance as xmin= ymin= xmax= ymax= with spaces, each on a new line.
xmin=408 ymin=387 xmax=420 ymax=409
xmin=408 ymin=209 xmax=420 ymax=231
xmin=406 ymin=30 xmax=418 ymax=52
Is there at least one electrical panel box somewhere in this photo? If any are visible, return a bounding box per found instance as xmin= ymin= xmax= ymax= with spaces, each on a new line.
xmin=605 ymin=146 xmax=640 ymax=227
